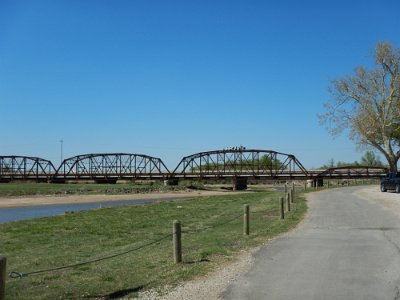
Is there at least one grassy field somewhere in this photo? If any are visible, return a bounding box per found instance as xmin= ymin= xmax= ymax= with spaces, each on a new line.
xmin=0 ymin=188 xmax=307 ymax=299
xmin=0 ymin=182 xmax=187 ymax=197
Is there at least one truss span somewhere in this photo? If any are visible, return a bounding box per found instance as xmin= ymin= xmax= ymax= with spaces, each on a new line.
xmin=315 ymin=165 xmax=388 ymax=179
xmin=171 ymin=149 xmax=309 ymax=179
xmin=54 ymin=153 xmax=169 ymax=181
xmin=0 ymin=156 xmax=56 ymax=182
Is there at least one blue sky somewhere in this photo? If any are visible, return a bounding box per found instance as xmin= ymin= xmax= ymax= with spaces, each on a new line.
xmin=1 ymin=0 xmax=400 ymax=169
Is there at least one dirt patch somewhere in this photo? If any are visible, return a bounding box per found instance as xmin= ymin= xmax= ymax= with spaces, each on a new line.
xmin=138 ymin=249 xmax=257 ymax=300
xmin=354 ymin=185 xmax=400 ymax=215
xmin=0 ymin=190 xmax=248 ymax=208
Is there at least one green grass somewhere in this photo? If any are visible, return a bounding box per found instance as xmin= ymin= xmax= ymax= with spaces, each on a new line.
xmin=0 ymin=189 xmax=307 ymax=299
xmin=0 ymin=182 xmax=185 ymax=197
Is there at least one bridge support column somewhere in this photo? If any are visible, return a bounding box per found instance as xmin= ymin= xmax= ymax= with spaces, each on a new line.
xmin=164 ymin=178 xmax=179 ymax=187
xmin=314 ymin=178 xmax=324 ymax=187
xmin=233 ymin=177 xmax=248 ymax=191
xmin=308 ymin=179 xmax=323 ymax=188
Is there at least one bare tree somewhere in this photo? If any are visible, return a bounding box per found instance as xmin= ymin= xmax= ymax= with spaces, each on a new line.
xmin=319 ymin=42 xmax=400 ymax=172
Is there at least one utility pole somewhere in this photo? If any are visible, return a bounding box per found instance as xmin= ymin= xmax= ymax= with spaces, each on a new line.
xmin=60 ymin=139 xmax=63 ymax=163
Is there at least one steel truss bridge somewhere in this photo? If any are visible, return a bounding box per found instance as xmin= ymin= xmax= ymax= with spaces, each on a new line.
xmin=53 ymin=153 xmax=169 ymax=183
xmin=0 ymin=156 xmax=56 ymax=183
xmin=172 ymin=150 xmax=309 ymax=179
xmin=0 ymin=150 xmax=388 ymax=183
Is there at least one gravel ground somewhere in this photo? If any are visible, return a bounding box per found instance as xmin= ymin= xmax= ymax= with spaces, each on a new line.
xmin=138 ymin=249 xmax=258 ymax=300
xmin=137 ymin=185 xmax=400 ymax=300
xmin=354 ymin=185 xmax=400 ymax=214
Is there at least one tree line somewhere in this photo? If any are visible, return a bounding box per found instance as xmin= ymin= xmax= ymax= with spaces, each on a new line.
xmin=319 ymin=151 xmax=385 ymax=169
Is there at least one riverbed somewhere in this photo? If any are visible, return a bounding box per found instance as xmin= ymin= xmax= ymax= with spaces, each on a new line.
xmin=0 ymin=189 xmax=249 ymax=223
xmin=0 ymin=197 xmax=181 ymax=223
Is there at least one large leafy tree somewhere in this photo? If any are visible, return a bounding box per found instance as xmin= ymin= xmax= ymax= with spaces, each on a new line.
xmin=320 ymin=42 xmax=400 ymax=172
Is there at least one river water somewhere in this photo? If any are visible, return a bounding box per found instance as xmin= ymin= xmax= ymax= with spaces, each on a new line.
xmin=0 ymin=186 xmax=288 ymax=223
xmin=0 ymin=197 xmax=178 ymax=223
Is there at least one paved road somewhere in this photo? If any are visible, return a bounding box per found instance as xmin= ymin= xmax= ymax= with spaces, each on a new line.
xmin=223 ymin=187 xmax=400 ymax=300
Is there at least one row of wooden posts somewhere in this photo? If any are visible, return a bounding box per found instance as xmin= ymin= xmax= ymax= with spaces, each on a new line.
xmin=172 ymin=183 xmax=297 ymax=264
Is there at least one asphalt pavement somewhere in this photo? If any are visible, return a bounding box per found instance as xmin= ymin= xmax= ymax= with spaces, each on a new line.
xmin=223 ymin=186 xmax=400 ymax=300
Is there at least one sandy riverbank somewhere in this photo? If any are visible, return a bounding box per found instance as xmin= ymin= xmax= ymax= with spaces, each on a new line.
xmin=0 ymin=189 xmax=246 ymax=208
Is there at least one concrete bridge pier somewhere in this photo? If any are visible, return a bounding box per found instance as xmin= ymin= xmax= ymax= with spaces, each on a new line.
xmin=307 ymin=178 xmax=324 ymax=188
xmin=164 ymin=178 xmax=179 ymax=187
xmin=315 ymin=178 xmax=324 ymax=187
xmin=233 ymin=177 xmax=248 ymax=191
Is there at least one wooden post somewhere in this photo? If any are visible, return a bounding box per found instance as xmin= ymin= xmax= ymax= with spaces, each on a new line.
xmin=0 ymin=256 xmax=5 ymax=300
xmin=280 ymin=197 xmax=285 ymax=219
xmin=304 ymin=182 xmax=307 ymax=191
xmin=243 ymin=204 xmax=249 ymax=235
xmin=286 ymin=193 xmax=291 ymax=211
xmin=284 ymin=183 xmax=287 ymax=194
xmin=292 ymin=183 xmax=295 ymax=199
xmin=291 ymin=188 xmax=294 ymax=203
xmin=173 ymin=220 xmax=182 ymax=263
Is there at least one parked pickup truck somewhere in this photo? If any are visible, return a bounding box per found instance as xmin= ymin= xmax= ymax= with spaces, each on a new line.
xmin=381 ymin=172 xmax=400 ymax=193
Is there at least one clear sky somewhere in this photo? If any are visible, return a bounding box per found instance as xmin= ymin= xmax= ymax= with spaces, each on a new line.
xmin=1 ymin=0 xmax=400 ymax=170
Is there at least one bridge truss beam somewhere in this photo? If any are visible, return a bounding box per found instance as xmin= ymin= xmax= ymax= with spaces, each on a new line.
xmin=313 ymin=165 xmax=388 ymax=179
xmin=54 ymin=153 xmax=170 ymax=182
xmin=0 ymin=156 xmax=56 ymax=182
xmin=171 ymin=149 xmax=309 ymax=179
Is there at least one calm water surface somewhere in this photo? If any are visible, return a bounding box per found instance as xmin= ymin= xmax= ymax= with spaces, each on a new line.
xmin=1 ymin=186 xmax=288 ymax=223
xmin=0 ymin=197 xmax=178 ymax=223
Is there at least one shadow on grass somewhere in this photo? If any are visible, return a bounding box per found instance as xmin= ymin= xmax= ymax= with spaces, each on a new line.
xmin=186 ymin=185 xmax=209 ymax=190
xmin=184 ymin=258 xmax=210 ymax=264
xmin=83 ymin=259 xmax=208 ymax=299
xmin=86 ymin=284 xmax=147 ymax=299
